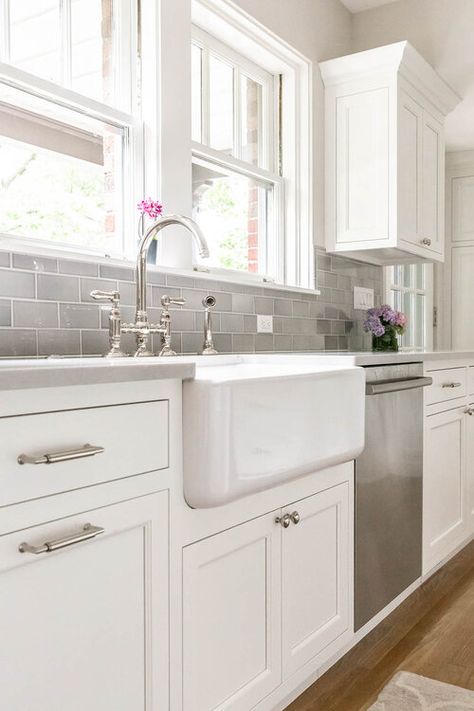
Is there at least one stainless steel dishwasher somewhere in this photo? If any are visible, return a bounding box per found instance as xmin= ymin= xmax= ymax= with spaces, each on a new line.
xmin=355 ymin=362 xmax=432 ymax=631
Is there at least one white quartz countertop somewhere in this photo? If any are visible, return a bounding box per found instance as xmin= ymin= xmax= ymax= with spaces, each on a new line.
xmin=0 ymin=357 xmax=196 ymax=391
xmin=1 ymin=350 xmax=473 ymax=392
xmin=302 ymin=351 xmax=474 ymax=366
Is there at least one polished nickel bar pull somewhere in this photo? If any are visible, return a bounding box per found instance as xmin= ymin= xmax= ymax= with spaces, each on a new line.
xmin=442 ymin=382 xmax=462 ymax=388
xmin=19 ymin=523 xmax=104 ymax=555
xmin=17 ymin=444 xmax=104 ymax=465
xmin=366 ymin=376 xmax=433 ymax=396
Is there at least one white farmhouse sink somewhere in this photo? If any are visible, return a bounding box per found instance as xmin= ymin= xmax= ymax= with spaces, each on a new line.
xmin=183 ymin=356 xmax=365 ymax=508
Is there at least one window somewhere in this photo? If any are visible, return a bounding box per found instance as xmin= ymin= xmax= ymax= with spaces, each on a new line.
xmin=187 ymin=1 xmax=312 ymax=289
xmin=191 ymin=28 xmax=282 ymax=279
xmin=0 ymin=0 xmax=139 ymax=258
xmin=385 ymin=264 xmax=433 ymax=350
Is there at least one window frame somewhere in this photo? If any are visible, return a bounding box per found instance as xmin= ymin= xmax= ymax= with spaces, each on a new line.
xmin=384 ymin=264 xmax=434 ymax=351
xmin=158 ymin=0 xmax=313 ymax=291
xmin=0 ymin=0 xmax=142 ymax=261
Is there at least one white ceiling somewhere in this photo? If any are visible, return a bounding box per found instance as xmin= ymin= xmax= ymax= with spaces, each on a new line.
xmin=340 ymin=0 xmax=398 ymax=12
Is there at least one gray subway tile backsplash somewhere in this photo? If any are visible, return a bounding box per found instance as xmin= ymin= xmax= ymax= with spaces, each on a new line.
xmin=0 ymin=300 xmax=11 ymax=327
xmin=0 ymin=329 xmax=37 ymax=356
xmin=37 ymin=273 xmax=79 ymax=302
xmin=12 ymin=254 xmax=58 ymax=273
xmin=0 ymin=246 xmax=382 ymax=357
xmin=13 ymin=301 xmax=58 ymax=328
xmin=0 ymin=269 xmax=35 ymax=298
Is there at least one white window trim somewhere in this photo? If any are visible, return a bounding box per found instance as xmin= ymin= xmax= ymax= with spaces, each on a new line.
xmin=384 ymin=264 xmax=434 ymax=351
xmin=158 ymin=0 xmax=314 ymax=291
xmin=0 ymin=1 xmax=142 ymax=261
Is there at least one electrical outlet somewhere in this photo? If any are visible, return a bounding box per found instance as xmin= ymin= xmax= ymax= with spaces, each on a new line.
xmin=354 ymin=286 xmax=374 ymax=310
xmin=257 ymin=314 xmax=273 ymax=333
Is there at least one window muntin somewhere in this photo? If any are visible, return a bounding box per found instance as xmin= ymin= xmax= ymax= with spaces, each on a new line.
xmin=191 ymin=27 xmax=281 ymax=279
xmin=386 ymin=264 xmax=433 ymax=350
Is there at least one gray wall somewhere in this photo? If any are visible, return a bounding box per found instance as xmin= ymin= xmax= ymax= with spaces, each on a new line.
xmin=0 ymin=247 xmax=382 ymax=357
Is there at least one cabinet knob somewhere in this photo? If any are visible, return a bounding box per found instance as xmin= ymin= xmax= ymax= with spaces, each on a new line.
xmin=290 ymin=511 xmax=300 ymax=525
xmin=421 ymin=238 xmax=432 ymax=247
xmin=465 ymin=407 xmax=474 ymax=416
xmin=275 ymin=514 xmax=291 ymax=528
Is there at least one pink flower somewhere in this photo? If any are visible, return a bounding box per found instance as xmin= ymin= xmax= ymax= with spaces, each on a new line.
xmin=137 ymin=197 xmax=163 ymax=220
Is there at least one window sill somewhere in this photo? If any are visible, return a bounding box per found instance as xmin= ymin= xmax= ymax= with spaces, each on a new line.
xmin=0 ymin=235 xmax=321 ymax=296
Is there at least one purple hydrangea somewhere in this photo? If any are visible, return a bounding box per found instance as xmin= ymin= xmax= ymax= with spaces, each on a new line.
xmin=363 ymin=304 xmax=407 ymax=337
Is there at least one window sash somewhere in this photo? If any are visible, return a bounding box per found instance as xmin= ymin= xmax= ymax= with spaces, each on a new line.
xmin=192 ymin=25 xmax=276 ymax=173
xmin=0 ymin=57 xmax=141 ymax=260
xmin=190 ymin=27 xmax=284 ymax=281
xmin=0 ymin=0 xmax=136 ymax=112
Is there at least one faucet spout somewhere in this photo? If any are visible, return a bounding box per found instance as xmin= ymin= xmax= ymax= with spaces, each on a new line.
xmin=136 ymin=214 xmax=209 ymax=320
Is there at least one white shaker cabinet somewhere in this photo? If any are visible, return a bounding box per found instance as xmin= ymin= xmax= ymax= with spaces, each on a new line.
xmin=320 ymin=41 xmax=459 ymax=265
xmin=423 ymin=406 xmax=468 ymax=574
xmin=182 ymin=481 xmax=352 ymax=711
xmin=282 ymin=483 xmax=351 ymax=678
xmin=0 ymin=491 xmax=169 ymax=711
xmin=444 ymin=157 xmax=474 ymax=351
xmin=182 ymin=511 xmax=282 ymax=711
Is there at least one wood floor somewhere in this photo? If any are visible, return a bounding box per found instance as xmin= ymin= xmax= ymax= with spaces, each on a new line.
xmin=287 ymin=541 xmax=474 ymax=711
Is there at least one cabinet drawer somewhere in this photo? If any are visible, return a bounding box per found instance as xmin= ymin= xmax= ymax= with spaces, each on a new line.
xmin=425 ymin=367 xmax=467 ymax=405
xmin=468 ymin=367 xmax=474 ymax=396
xmin=0 ymin=400 xmax=168 ymax=506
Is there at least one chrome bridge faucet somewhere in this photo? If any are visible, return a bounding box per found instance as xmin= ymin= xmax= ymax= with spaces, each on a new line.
xmin=92 ymin=214 xmax=209 ymax=358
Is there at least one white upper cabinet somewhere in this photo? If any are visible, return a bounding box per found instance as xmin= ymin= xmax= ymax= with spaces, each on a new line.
xmin=320 ymin=42 xmax=459 ymax=265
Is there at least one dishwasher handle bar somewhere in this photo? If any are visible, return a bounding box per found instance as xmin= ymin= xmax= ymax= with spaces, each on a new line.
xmin=366 ymin=376 xmax=433 ymax=396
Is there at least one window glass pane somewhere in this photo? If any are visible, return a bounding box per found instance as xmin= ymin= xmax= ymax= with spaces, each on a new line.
xmin=241 ymin=74 xmax=262 ymax=166
xmin=0 ymin=89 xmax=124 ymax=255
xmin=191 ymin=43 xmax=202 ymax=143
xmin=392 ymin=265 xmax=402 ymax=286
xmin=71 ymin=0 xmax=112 ymax=104
xmin=415 ymin=263 xmax=425 ymax=290
xmin=391 ymin=289 xmax=402 ymax=311
xmin=192 ymin=159 xmax=271 ymax=274
xmin=403 ymin=264 xmax=413 ymax=288
xmin=209 ymin=55 xmax=233 ymax=154
xmin=415 ymin=294 xmax=425 ymax=349
xmin=9 ymin=0 xmax=61 ymax=83
xmin=402 ymin=292 xmax=414 ymax=349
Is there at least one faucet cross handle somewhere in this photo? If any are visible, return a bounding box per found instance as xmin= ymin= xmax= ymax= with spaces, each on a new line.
xmin=158 ymin=294 xmax=186 ymax=357
xmin=89 ymin=289 xmax=126 ymax=358
xmin=161 ymin=295 xmax=186 ymax=309
xmin=90 ymin=289 xmax=120 ymax=305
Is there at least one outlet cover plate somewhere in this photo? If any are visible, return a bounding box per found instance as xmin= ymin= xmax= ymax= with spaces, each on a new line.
xmin=257 ymin=314 xmax=273 ymax=333
xmin=354 ymin=286 xmax=374 ymax=311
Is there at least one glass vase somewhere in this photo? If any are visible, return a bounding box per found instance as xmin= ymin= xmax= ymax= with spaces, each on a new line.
xmin=372 ymin=326 xmax=399 ymax=352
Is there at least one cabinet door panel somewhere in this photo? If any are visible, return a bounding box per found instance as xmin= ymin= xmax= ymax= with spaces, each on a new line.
xmin=282 ymin=483 xmax=351 ymax=678
xmin=336 ymin=88 xmax=390 ymax=244
xmin=452 ymin=175 xmax=474 ymax=242
xmin=183 ymin=513 xmax=281 ymax=711
xmin=451 ymin=246 xmax=474 ymax=350
xmin=422 ymin=112 xmax=444 ymax=254
xmin=0 ymin=493 xmax=168 ymax=711
xmin=398 ymin=92 xmax=423 ymax=245
xmin=466 ymin=405 xmax=474 ymax=533
xmin=424 ymin=408 xmax=467 ymax=574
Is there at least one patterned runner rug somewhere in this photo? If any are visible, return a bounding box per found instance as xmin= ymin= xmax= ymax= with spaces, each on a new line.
xmin=368 ymin=671 xmax=474 ymax=709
